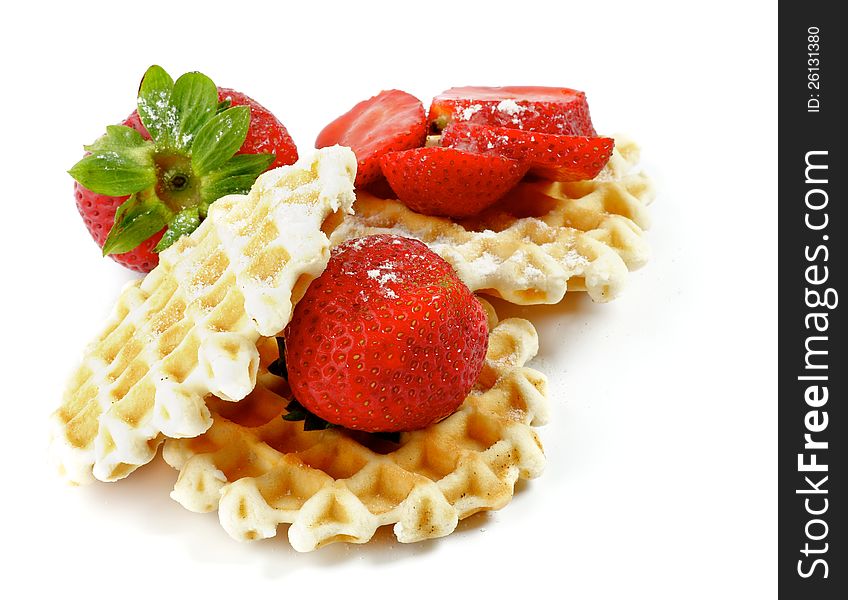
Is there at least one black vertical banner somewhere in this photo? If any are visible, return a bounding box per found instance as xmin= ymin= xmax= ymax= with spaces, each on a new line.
xmin=779 ymin=4 xmax=846 ymax=598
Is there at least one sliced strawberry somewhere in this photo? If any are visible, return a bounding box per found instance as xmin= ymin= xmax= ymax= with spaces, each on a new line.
xmin=379 ymin=147 xmax=527 ymax=218
xmin=428 ymin=86 xmax=596 ymax=136
xmin=442 ymin=122 xmax=614 ymax=181
xmin=316 ymin=90 xmax=426 ymax=188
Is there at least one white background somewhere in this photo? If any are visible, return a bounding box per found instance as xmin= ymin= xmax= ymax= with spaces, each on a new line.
xmin=1 ymin=1 xmax=776 ymax=597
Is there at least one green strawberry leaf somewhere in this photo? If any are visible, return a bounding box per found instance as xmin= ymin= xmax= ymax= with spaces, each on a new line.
xmin=171 ymin=72 xmax=218 ymax=151
xmin=207 ymin=152 xmax=275 ymax=178
xmin=102 ymin=189 xmax=171 ymax=256
xmin=303 ymin=412 xmax=336 ymax=431
xmin=86 ymin=125 xmax=151 ymax=153
xmin=282 ymin=399 xmax=309 ymax=421
xmin=191 ymin=105 xmax=251 ymax=176
xmin=154 ymin=206 xmax=201 ymax=252
xmin=68 ymin=126 xmax=156 ymax=196
xmin=216 ymin=99 xmax=232 ymax=113
xmin=68 ymin=154 xmax=155 ymax=196
xmin=268 ymin=337 xmax=289 ymax=379
xmin=201 ymin=175 xmax=264 ymax=207
xmin=282 ymin=399 xmax=336 ymax=431
xmin=200 ymin=153 xmax=274 ymax=203
xmin=137 ymin=65 xmax=176 ymax=148
xmin=281 ymin=398 xmax=401 ymax=441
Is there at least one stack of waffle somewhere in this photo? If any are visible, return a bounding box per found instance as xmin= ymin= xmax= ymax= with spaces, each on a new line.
xmin=51 ymin=136 xmax=652 ymax=550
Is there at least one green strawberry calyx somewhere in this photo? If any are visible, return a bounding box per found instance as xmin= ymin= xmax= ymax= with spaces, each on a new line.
xmin=68 ymin=65 xmax=274 ymax=255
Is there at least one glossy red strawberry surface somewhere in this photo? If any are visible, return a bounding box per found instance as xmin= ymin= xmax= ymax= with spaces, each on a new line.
xmin=428 ymin=86 xmax=596 ymax=136
xmin=315 ymin=90 xmax=426 ymax=188
xmin=379 ymin=146 xmax=527 ymax=218
xmin=442 ymin=122 xmax=614 ymax=181
xmin=284 ymin=234 xmax=489 ymax=433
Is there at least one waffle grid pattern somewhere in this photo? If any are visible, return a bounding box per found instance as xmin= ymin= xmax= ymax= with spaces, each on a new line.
xmin=50 ymin=147 xmax=357 ymax=484
xmin=164 ymin=303 xmax=549 ymax=551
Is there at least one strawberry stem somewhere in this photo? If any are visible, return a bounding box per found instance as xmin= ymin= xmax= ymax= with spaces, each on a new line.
xmin=153 ymin=153 xmax=199 ymax=212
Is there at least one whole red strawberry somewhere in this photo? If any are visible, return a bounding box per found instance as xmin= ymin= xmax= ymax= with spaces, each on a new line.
xmin=379 ymin=147 xmax=527 ymax=218
xmin=70 ymin=66 xmax=298 ymax=272
xmin=428 ymin=86 xmax=596 ymax=136
xmin=442 ymin=122 xmax=614 ymax=181
xmin=284 ymin=234 xmax=489 ymax=433
xmin=315 ymin=90 xmax=426 ymax=188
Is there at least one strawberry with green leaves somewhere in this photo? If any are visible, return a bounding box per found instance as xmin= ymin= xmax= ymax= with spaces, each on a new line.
xmin=70 ymin=65 xmax=297 ymax=272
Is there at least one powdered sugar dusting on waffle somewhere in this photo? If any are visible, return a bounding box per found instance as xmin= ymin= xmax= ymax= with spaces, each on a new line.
xmin=467 ymin=252 xmax=501 ymax=277
xmin=330 ymin=135 xmax=653 ymax=304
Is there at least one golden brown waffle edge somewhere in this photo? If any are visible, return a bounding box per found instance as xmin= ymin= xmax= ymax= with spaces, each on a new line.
xmin=163 ymin=299 xmax=549 ymax=551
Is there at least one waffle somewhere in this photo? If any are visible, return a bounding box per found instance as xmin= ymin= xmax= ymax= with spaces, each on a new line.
xmin=330 ymin=135 xmax=653 ymax=304
xmin=50 ymin=146 xmax=358 ymax=484
xmin=163 ymin=299 xmax=549 ymax=551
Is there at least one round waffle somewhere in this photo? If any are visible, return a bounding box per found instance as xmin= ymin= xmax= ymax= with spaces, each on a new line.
xmin=163 ymin=300 xmax=549 ymax=551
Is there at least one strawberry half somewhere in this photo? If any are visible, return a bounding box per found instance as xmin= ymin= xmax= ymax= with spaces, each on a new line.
xmin=284 ymin=234 xmax=489 ymax=433
xmin=428 ymin=86 xmax=596 ymax=136
xmin=442 ymin=122 xmax=614 ymax=182
xmin=69 ymin=65 xmax=297 ymax=272
xmin=379 ymin=147 xmax=527 ymax=218
xmin=315 ymin=90 xmax=426 ymax=188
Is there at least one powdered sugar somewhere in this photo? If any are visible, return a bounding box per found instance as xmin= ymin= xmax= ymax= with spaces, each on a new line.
xmin=561 ymin=249 xmax=590 ymax=270
xmin=467 ymin=252 xmax=500 ymax=277
xmin=460 ymin=104 xmax=483 ymax=120
xmin=136 ymin=91 xmax=179 ymax=140
xmin=367 ymin=261 xmax=400 ymax=299
xmin=463 ymin=248 xmax=549 ymax=289
xmin=504 ymin=250 xmax=545 ymax=287
xmin=345 ymin=236 xmax=370 ymax=251
xmin=496 ymin=99 xmax=525 ymax=116
xmin=523 ymin=263 xmax=545 ymax=280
